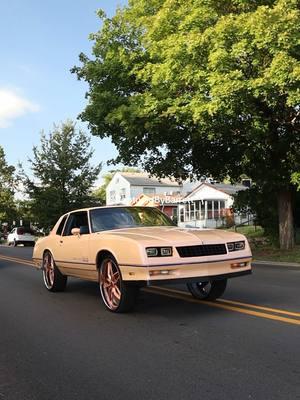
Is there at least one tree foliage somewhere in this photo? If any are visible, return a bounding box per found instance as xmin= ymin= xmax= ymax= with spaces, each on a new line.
xmin=73 ymin=0 xmax=300 ymax=248
xmin=0 ymin=146 xmax=16 ymax=224
xmin=24 ymin=121 xmax=101 ymax=230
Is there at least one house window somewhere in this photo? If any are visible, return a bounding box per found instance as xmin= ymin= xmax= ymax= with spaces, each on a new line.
xmin=194 ymin=200 xmax=203 ymax=220
xmin=120 ymin=188 xmax=126 ymax=200
xmin=220 ymin=201 xmax=225 ymax=217
xmin=143 ymin=187 xmax=156 ymax=195
xmin=213 ymin=201 xmax=219 ymax=219
xmin=207 ymin=201 xmax=213 ymax=219
xmin=190 ymin=202 xmax=195 ymax=220
xmin=179 ymin=207 xmax=184 ymax=222
xmin=110 ymin=190 xmax=116 ymax=202
xmin=184 ymin=203 xmax=190 ymax=221
xmin=200 ymin=201 xmax=205 ymax=220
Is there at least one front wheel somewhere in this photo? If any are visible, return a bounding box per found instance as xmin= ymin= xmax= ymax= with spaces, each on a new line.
xmin=187 ymin=279 xmax=227 ymax=301
xmin=99 ymin=256 xmax=139 ymax=313
xmin=42 ymin=251 xmax=67 ymax=292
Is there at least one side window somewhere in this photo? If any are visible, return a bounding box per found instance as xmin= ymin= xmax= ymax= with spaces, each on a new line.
xmin=143 ymin=187 xmax=156 ymax=195
xmin=56 ymin=215 xmax=68 ymax=236
xmin=62 ymin=211 xmax=89 ymax=236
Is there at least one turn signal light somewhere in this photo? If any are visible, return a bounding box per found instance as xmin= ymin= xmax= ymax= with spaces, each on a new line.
xmin=231 ymin=262 xmax=247 ymax=269
xmin=149 ymin=270 xmax=170 ymax=276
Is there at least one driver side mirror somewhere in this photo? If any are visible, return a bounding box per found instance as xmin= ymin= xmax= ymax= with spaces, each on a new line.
xmin=71 ymin=227 xmax=80 ymax=236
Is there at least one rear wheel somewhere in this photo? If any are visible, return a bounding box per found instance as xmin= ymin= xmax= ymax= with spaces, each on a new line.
xmin=42 ymin=251 xmax=67 ymax=292
xmin=187 ymin=279 xmax=227 ymax=301
xmin=13 ymin=240 xmax=18 ymax=247
xmin=99 ymin=256 xmax=138 ymax=313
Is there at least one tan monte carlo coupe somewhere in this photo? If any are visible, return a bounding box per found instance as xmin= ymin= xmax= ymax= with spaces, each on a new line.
xmin=33 ymin=206 xmax=252 ymax=313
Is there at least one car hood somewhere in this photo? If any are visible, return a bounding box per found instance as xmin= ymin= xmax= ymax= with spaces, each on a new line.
xmin=103 ymin=226 xmax=245 ymax=245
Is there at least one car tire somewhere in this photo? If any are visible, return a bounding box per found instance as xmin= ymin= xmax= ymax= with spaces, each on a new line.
xmin=42 ymin=251 xmax=67 ymax=292
xmin=187 ymin=279 xmax=227 ymax=301
xmin=13 ymin=240 xmax=18 ymax=247
xmin=99 ymin=255 xmax=139 ymax=313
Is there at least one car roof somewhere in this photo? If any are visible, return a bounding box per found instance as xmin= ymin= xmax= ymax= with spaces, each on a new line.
xmin=62 ymin=205 xmax=156 ymax=216
xmin=54 ymin=206 xmax=159 ymax=229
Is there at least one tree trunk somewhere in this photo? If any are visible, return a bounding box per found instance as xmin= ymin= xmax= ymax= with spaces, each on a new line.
xmin=278 ymin=190 xmax=294 ymax=250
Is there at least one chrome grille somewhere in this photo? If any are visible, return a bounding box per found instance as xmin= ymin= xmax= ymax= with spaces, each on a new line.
xmin=176 ymin=244 xmax=227 ymax=258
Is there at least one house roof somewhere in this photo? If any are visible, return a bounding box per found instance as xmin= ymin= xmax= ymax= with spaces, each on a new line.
xmin=205 ymin=183 xmax=247 ymax=195
xmin=184 ymin=182 xmax=247 ymax=199
xmin=119 ymin=172 xmax=182 ymax=188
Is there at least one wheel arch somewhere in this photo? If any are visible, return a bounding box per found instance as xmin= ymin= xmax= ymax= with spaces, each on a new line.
xmin=41 ymin=249 xmax=53 ymax=267
xmin=96 ymin=249 xmax=118 ymax=270
xmin=42 ymin=248 xmax=53 ymax=258
xmin=41 ymin=249 xmax=65 ymax=276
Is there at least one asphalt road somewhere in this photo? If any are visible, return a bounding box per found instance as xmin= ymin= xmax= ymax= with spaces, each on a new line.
xmin=0 ymin=245 xmax=299 ymax=400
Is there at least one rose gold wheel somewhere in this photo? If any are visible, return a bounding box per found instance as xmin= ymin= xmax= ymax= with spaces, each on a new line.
xmin=42 ymin=251 xmax=67 ymax=292
xmin=43 ymin=252 xmax=55 ymax=289
xmin=99 ymin=255 xmax=139 ymax=313
xmin=99 ymin=259 xmax=121 ymax=311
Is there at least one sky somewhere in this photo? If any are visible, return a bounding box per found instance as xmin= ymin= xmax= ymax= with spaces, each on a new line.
xmin=0 ymin=0 xmax=127 ymax=181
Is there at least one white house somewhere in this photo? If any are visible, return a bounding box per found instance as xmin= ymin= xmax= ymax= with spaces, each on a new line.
xmin=106 ymin=172 xmax=183 ymax=205
xmin=177 ymin=183 xmax=249 ymax=229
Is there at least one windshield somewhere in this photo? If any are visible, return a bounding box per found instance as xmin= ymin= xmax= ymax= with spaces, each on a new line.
xmin=90 ymin=207 xmax=175 ymax=232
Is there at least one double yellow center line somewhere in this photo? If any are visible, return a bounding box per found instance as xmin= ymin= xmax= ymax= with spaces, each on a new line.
xmin=0 ymin=254 xmax=37 ymax=268
xmin=144 ymin=286 xmax=300 ymax=326
xmin=1 ymin=254 xmax=299 ymax=326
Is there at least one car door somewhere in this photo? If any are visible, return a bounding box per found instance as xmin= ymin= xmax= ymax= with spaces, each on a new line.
xmin=54 ymin=211 xmax=95 ymax=279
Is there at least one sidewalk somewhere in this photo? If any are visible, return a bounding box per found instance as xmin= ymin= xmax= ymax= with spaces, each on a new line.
xmin=252 ymin=260 xmax=300 ymax=268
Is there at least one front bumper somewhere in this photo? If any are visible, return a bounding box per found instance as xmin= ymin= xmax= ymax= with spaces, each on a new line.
xmin=127 ymin=269 xmax=251 ymax=286
xmin=120 ymin=256 xmax=252 ymax=284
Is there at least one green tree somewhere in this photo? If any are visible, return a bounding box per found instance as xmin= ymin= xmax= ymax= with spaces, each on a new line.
xmin=0 ymin=146 xmax=16 ymax=225
xmin=73 ymin=0 xmax=300 ymax=249
xmin=93 ymin=167 xmax=141 ymax=204
xmin=24 ymin=121 xmax=102 ymax=230
xmin=14 ymin=199 xmax=35 ymax=227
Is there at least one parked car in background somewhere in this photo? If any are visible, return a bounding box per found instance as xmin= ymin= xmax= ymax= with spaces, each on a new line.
xmin=7 ymin=227 xmax=36 ymax=247
xmin=33 ymin=206 xmax=252 ymax=313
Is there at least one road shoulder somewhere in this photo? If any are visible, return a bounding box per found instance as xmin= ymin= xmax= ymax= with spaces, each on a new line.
xmin=253 ymin=260 xmax=300 ymax=269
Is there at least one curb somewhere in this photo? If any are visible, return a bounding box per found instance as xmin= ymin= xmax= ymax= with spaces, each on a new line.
xmin=252 ymin=260 xmax=300 ymax=269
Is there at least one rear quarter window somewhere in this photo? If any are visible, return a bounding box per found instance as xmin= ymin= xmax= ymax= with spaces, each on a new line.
xmin=56 ymin=215 xmax=68 ymax=236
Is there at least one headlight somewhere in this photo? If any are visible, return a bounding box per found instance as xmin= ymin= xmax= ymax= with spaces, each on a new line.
xmin=227 ymin=242 xmax=235 ymax=252
xmin=146 ymin=248 xmax=158 ymax=257
xmin=227 ymin=241 xmax=245 ymax=252
xmin=234 ymin=241 xmax=245 ymax=250
xmin=146 ymin=247 xmax=173 ymax=257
